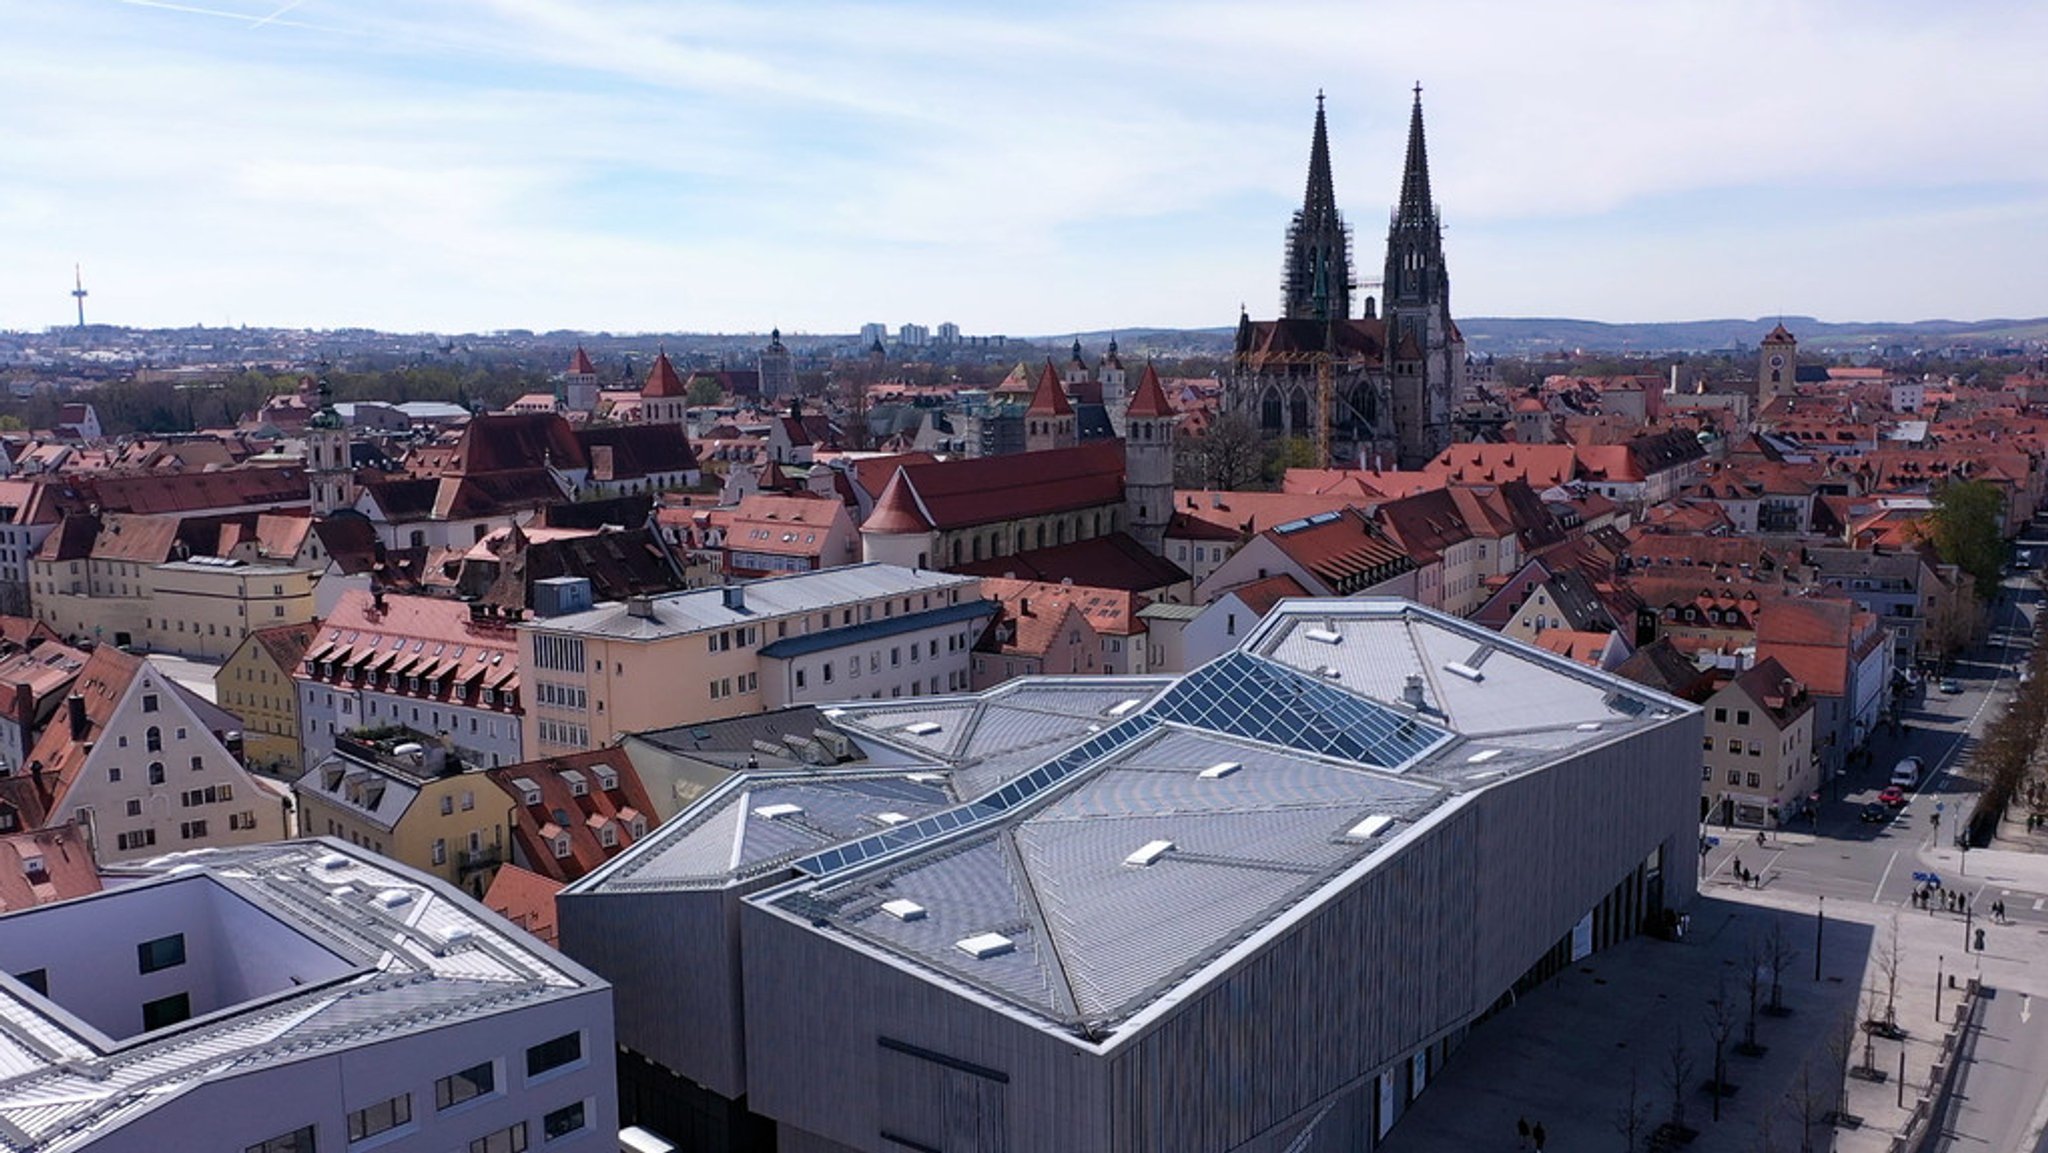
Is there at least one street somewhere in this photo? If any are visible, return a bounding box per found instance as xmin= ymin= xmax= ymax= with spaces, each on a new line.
xmin=1698 ymin=572 xmax=2048 ymax=1151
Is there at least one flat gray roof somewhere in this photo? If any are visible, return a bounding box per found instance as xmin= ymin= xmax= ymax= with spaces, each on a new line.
xmin=521 ymin=562 xmax=979 ymax=640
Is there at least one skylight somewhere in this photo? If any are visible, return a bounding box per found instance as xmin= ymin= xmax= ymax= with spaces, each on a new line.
xmin=1345 ymin=815 xmax=1394 ymax=840
xmin=1198 ymin=761 xmax=1241 ymax=779
xmin=1443 ymin=662 xmax=1485 ymax=682
xmin=1124 ymin=840 xmax=1174 ymax=867
xmin=956 ymin=932 xmax=1015 ymax=959
xmin=881 ymin=899 xmax=926 ymax=922
xmin=755 ymin=803 xmax=804 ymax=819
xmin=1303 ymin=627 xmax=1343 ymax=644
xmin=902 ymin=721 xmax=943 ymax=736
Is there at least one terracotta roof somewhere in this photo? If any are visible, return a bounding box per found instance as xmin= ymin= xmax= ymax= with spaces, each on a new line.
xmin=570 ymin=346 xmax=596 ymax=376
xmin=976 ymin=576 xmax=1146 ymax=640
xmin=447 ymin=413 xmax=587 ymax=475
xmin=21 ymin=646 xmax=145 ymax=817
xmin=484 ymin=863 xmax=562 ymax=948
xmin=576 ymin=422 xmax=699 ymax=479
xmin=0 ymin=616 xmax=59 ymax=653
xmin=1171 ymin=490 xmax=1355 ymax=538
xmin=250 ymin=620 xmax=322 ymax=673
xmin=1725 ymin=656 xmax=1813 ymax=728
xmin=1227 ymin=572 xmax=1309 ymax=617
xmin=0 ymin=827 xmax=102 ymax=912
xmin=1235 ymin=316 xmax=1387 ymax=361
xmin=863 ymin=469 xmax=933 ymax=533
xmin=1533 ymin=630 xmax=1616 ymax=668
xmin=1125 ymin=362 xmax=1174 ymax=419
xmin=1261 ymin=508 xmax=1416 ymax=595
xmin=953 ymin=531 xmax=1189 ymax=595
xmin=1764 ymin=323 xmax=1797 ymax=344
xmin=1027 ymin=361 xmax=1073 ymax=417
xmin=485 ymin=746 xmax=658 ymax=884
xmin=979 ymin=595 xmax=1087 ymax=661
xmin=52 ymin=469 xmax=310 ymax=517
xmin=643 ymin=350 xmax=687 ymax=398
xmin=862 ymin=442 xmax=1125 ymax=534
xmin=1613 ymin=637 xmax=1712 ymax=700
xmin=1425 ymin=444 xmax=1579 ymax=489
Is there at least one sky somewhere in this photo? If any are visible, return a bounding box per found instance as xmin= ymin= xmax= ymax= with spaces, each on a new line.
xmin=6 ymin=1 xmax=2048 ymax=336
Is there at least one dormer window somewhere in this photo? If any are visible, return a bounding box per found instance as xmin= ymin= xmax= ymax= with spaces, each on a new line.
xmin=552 ymin=835 xmax=572 ymax=859
xmin=597 ymin=822 xmax=617 ymax=848
xmin=595 ymin=766 xmax=619 ymax=791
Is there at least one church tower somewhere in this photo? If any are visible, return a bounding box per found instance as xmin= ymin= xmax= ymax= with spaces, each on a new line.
xmin=1759 ymin=323 xmax=1797 ymax=404
xmin=1025 ymin=360 xmax=1076 ymax=453
xmin=1123 ymin=362 xmax=1175 ymax=555
xmin=562 ymin=345 xmax=599 ymax=413
xmin=758 ymin=328 xmax=795 ymax=402
xmin=1281 ymin=93 xmax=1353 ymax=322
xmin=1383 ymin=85 xmax=1457 ymax=468
xmin=1100 ymin=335 xmax=1130 ymax=436
xmin=306 ymin=378 xmax=357 ymax=516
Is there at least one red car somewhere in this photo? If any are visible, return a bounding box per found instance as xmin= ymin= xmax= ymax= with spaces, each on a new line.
xmin=1879 ymin=786 xmax=1907 ymax=807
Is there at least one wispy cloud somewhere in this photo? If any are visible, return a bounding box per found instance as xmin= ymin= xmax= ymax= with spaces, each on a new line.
xmin=6 ymin=1 xmax=2047 ymax=332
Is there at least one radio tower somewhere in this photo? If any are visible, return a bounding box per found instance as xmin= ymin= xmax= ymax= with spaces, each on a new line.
xmin=71 ymin=265 xmax=88 ymax=329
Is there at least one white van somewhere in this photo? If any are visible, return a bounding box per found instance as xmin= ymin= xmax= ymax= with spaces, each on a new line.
xmin=1890 ymin=757 xmax=1923 ymax=788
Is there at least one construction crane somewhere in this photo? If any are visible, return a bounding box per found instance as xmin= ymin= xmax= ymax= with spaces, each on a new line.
xmin=1240 ymin=345 xmax=1376 ymax=467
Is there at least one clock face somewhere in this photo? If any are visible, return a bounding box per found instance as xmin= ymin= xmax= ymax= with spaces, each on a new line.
xmin=1769 ymin=354 xmax=1785 ymax=368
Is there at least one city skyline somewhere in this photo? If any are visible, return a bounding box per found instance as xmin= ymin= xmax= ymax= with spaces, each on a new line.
xmin=7 ymin=1 xmax=2048 ymax=334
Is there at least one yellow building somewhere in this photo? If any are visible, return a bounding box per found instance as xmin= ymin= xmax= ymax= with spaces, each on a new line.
xmin=142 ymin=560 xmax=320 ymax=660
xmin=216 ymin=620 xmax=320 ymax=776
xmin=292 ymin=734 xmax=510 ymax=898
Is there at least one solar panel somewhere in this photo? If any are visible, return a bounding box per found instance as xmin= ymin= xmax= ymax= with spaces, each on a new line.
xmin=1146 ymin=652 xmax=1449 ymax=771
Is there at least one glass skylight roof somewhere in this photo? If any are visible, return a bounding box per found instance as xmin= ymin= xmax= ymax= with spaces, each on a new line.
xmin=1147 ymin=652 xmax=1450 ymax=770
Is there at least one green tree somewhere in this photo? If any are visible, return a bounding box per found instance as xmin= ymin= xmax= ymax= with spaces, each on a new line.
xmin=1925 ymin=478 xmax=2007 ymax=593
xmin=685 ymin=375 xmax=724 ymax=407
xmin=1263 ymin=435 xmax=1321 ymax=481
xmin=1174 ymin=411 xmax=1265 ymax=492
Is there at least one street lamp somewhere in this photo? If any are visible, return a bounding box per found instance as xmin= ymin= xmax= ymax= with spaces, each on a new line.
xmin=1936 ymin=954 xmax=1944 ymax=1021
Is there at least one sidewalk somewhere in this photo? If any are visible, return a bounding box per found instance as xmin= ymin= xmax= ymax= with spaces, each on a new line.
xmin=1381 ymin=886 xmax=1999 ymax=1153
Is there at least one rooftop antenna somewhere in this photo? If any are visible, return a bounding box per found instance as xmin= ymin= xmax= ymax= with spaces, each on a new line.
xmin=71 ymin=265 xmax=88 ymax=329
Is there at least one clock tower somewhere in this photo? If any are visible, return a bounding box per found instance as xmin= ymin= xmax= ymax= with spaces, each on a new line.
xmin=1759 ymin=323 xmax=1797 ymax=405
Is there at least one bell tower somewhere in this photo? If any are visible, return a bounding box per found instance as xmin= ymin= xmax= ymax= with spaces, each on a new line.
xmin=1759 ymin=323 xmax=1797 ymax=404
xmin=306 ymin=378 xmax=357 ymax=516
xmin=1123 ymin=362 xmax=1175 ymax=554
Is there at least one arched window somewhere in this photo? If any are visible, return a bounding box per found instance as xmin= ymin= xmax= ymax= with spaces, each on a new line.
xmin=1260 ymin=391 xmax=1282 ymax=432
xmin=1289 ymin=392 xmax=1310 ymax=434
xmin=146 ymin=726 xmax=162 ymax=753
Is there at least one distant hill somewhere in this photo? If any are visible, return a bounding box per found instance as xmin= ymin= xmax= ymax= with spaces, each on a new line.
xmin=1063 ymin=316 xmax=2048 ymax=358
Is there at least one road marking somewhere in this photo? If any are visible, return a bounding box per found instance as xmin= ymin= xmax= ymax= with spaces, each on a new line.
xmin=1874 ymin=850 xmax=1898 ymax=902
xmin=2035 ymin=897 xmax=2044 ymax=912
xmin=2024 ymin=994 xmax=2032 ymax=1025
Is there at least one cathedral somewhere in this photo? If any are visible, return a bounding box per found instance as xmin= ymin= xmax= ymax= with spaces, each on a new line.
xmin=1226 ymin=88 xmax=1465 ymax=469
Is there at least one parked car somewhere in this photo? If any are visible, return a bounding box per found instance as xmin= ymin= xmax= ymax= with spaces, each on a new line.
xmin=1938 ymin=679 xmax=1963 ymax=695
xmin=1860 ymin=802 xmax=1891 ymax=823
xmin=1890 ymin=757 xmax=1923 ymax=788
xmin=1879 ymin=786 xmax=1907 ymax=807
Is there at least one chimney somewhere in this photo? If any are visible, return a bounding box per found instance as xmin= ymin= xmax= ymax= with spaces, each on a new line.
xmin=1401 ymin=674 xmax=1427 ymax=710
xmin=66 ymin=694 xmax=87 ymax=741
xmin=626 ymin=595 xmax=656 ymax=620
xmin=371 ymin=584 xmax=387 ymax=615
xmin=722 ymin=584 xmax=746 ymax=612
xmin=1019 ymin=597 xmax=1031 ymax=617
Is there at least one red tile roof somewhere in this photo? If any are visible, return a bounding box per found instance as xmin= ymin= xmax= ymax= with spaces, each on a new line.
xmin=485 ymin=746 xmax=657 ymax=884
xmin=0 ymin=827 xmax=102 ymax=912
xmin=1028 ymin=361 xmax=1073 ymax=417
xmin=570 ymin=346 xmax=596 ymax=376
xmin=1227 ymin=572 xmax=1309 ymax=616
xmin=862 ymin=442 xmax=1125 ymax=534
xmin=1262 ymin=508 xmax=1416 ymax=594
xmin=1126 ymin=363 xmax=1173 ymax=419
xmin=863 ymin=469 xmax=933 ymax=533
xmin=484 ymin=863 xmax=562 ymax=948
xmin=643 ymin=350 xmax=687 ymax=398
xmin=953 ymin=532 xmax=1188 ymax=595
xmin=20 ymin=646 xmax=145 ymax=818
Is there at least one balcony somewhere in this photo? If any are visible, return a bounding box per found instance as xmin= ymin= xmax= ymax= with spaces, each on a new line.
xmin=458 ymin=846 xmax=502 ymax=872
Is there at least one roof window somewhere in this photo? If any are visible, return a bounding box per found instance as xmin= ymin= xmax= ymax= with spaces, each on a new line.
xmin=1303 ymin=627 xmax=1343 ymax=645
xmin=1345 ymin=814 xmax=1394 ymax=840
xmin=1443 ymin=662 xmax=1485 ymax=682
xmin=755 ymin=803 xmax=804 ymax=819
xmin=1198 ymin=761 xmax=1241 ymax=779
xmin=1124 ymin=839 xmax=1174 ymax=867
xmin=881 ymin=899 xmax=926 ymax=921
xmin=955 ymin=932 xmax=1014 ymax=959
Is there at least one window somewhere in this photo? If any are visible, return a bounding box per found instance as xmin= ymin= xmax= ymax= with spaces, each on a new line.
xmin=179 ymin=819 xmax=209 ymax=841
xmin=148 ymin=762 xmax=166 ymax=786
xmin=141 ymin=992 xmax=191 ymax=1031
xmin=108 ymin=766 xmax=122 ymax=784
xmin=138 ymin=933 xmax=186 ymax=974
xmin=441 ymin=795 xmax=454 ymax=816
xmin=435 ymin=1061 xmax=496 ymax=1110
xmin=145 ymin=727 xmax=162 ymax=753
xmin=347 ymin=1092 xmax=412 ymax=1143
xmin=247 ymin=1130 xmax=315 ymax=1153
xmin=1726 ymin=739 xmax=1740 ymax=754
xmin=1701 ymin=735 xmax=1713 ymax=751
xmin=543 ymin=1102 xmax=586 ymax=1142
xmin=432 ymin=839 xmax=447 ymax=866
xmin=1712 ymin=708 xmax=1727 ymax=723
xmin=142 ymin=693 xmax=160 ymax=714
xmin=1736 ymin=710 xmax=1751 ymax=726
xmin=118 ymin=829 xmax=157 ymax=852
xmin=526 ymin=1032 xmax=582 ymax=1078
xmin=1726 ymin=770 xmax=1740 ymax=785
xmin=468 ymin=1123 xmax=527 ymax=1153
xmin=1745 ymin=772 xmax=1761 ymax=788
xmin=1748 ymin=740 xmax=1762 ymax=757
xmin=191 ymin=755 xmax=205 ymax=772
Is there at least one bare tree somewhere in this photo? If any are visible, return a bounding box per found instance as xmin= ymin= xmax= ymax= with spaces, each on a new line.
xmin=1741 ymin=933 xmax=1768 ymax=1055
xmin=1875 ymin=915 xmax=1903 ymax=1035
xmin=1825 ymin=1007 xmax=1859 ymax=1127
xmin=1764 ymin=918 xmax=1801 ymax=1015
xmin=1610 ymin=1067 xmax=1650 ymax=1153
xmin=1662 ymin=1025 xmax=1697 ymax=1138
xmin=1790 ymin=1060 xmax=1825 ymax=1153
xmin=1702 ymin=977 xmax=1738 ymax=1121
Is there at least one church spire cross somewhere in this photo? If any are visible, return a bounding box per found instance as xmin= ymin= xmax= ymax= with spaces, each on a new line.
xmin=1396 ymin=83 xmax=1434 ymax=222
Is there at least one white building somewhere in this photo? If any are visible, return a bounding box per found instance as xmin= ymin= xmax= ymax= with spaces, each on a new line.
xmin=29 ymin=647 xmax=287 ymax=863
xmin=0 ymin=839 xmax=616 ymax=1153
xmin=296 ymin=590 xmax=525 ymax=770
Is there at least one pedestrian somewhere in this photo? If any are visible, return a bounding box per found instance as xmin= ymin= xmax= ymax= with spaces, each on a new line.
xmin=1517 ymin=1116 xmax=1530 ymax=1149
xmin=1532 ymin=1121 xmax=1547 ymax=1151
xmin=1758 ymin=830 xmax=1767 ymax=847
xmin=1734 ymin=855 xmax=1744 ymax=879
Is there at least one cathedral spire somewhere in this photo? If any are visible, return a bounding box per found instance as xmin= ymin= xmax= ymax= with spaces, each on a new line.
xmin=1396 ymin=83 xmax=1434 ymax=223
xmin=1281 ymin=92 xmax=1352 ymax=322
